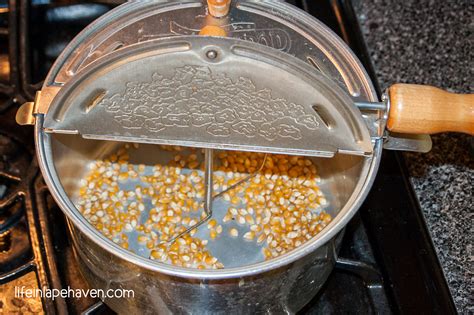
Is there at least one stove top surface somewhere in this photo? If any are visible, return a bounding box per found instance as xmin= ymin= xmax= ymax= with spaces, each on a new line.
xmin=0 ymin=0 xmax=455 ymax=314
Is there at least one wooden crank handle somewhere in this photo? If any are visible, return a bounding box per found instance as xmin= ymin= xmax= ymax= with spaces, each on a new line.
xmin=387 ymin=83 xmax=474 ymax=135
xmin=199 ymin=0 xmax=231 ymax=36
xmin=207 ymin=0 xmax=231 ymax=18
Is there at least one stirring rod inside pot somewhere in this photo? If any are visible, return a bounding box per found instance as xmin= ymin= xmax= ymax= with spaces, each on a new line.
xmin=159 ymin=149 xmax=267 ymax=245
xmin=204 ymin=148 xmax=214 ymax=218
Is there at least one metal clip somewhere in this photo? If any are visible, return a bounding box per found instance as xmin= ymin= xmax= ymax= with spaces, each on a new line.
xmin=16 ymin=101 xmax=36 ymax=125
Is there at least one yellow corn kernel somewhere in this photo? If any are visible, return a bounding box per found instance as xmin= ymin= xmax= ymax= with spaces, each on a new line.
xmin=262 ymin=248 xmax=272 ymax=259
xmin=150 ymin=250 xmax=162 ymax=259
xmin=207 ymin=219 xmax=217 ymax=229
xmin=243 ymin=231 xmax=255 ymax=241
xmin=229 ymin=228 xmax=239 ymax=237
xmin=209 ymin=229 xmax=218 ymax=240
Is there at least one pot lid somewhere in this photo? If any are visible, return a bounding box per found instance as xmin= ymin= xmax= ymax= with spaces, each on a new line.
xmin=43 ymin=36 xmax=372 ymax=158
xmin=48 ymin=1 xmax=375 ymax=101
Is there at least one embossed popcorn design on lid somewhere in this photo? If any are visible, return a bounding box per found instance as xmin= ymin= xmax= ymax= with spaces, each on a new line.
xmin=98 ymin=65 xmax=320 ymax=142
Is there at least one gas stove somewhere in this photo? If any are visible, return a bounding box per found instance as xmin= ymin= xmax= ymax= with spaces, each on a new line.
xmin=0 ymin=0 xmax=456 ymax=314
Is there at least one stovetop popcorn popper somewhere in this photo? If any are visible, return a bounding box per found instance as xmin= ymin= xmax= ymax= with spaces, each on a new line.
xmin=15 ymin=1 xmax=473 ymax=313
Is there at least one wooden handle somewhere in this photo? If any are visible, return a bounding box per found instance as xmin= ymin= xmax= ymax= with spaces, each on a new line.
xmin=387 ymin=83 xmax=474 ymax=135
xmin=207 ymin=0 xmax=231 ymax=18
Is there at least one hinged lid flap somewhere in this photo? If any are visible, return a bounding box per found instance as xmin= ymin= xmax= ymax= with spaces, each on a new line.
xmin=43 ymin=36 xmax=372 ymax=157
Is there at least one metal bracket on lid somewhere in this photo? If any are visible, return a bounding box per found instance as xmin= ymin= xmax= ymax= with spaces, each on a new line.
xmin=355 ymin=99 xmax=387 ymax=142
xmin=354 ymin=95 xmax=432 ymax=153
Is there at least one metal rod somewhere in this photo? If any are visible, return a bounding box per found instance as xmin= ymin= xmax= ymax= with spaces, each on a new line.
xmin=355 ymin=101 xmax=386 ymax=111
xmin=157 ymin=151 xmax=267 ymax=246
xmin=157 ymin=149 xmax=215 ymax=246
xmin=204 ymin=148 xmax=214 ymax=216
xmin=213 ymin=154 xmax=267 ymax=199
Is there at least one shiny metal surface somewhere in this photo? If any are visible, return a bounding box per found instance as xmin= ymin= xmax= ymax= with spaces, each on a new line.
xmin=355 ymin=101 xmax=386 ymax=111
xmin=36 ymin=116 xmax=380 ymax=313
xmin=383 ymin=133 xmax=432 ymax=153
xmin=70 ymin=221 xmax=343 ymax=314
xmin=43 ymin=36 xmax=373 ymax=158
xmin=32 ymin=1 xmax=383 ymax=313
xmin=44 ymin=1 xmax=376 ymax=98
xmin=45 ymin=129 xmax=370 ymax=265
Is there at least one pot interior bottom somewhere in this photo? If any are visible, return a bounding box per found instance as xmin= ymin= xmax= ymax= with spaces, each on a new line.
xmin=51 ymin=135 xmax=364 ymax=270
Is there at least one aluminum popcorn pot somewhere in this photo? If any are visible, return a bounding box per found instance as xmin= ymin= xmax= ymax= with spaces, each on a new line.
xmin=15 ymin=1 xmax=473 ymax=314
